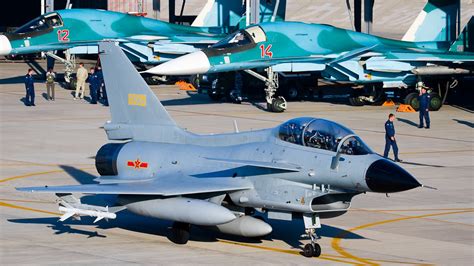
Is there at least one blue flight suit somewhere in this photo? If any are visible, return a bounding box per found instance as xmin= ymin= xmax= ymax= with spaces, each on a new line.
xmin=383 ymin=119 xmax=399 ymax=161
xmin=88 ymin=72 xmax=100 ymax=104
xmin=418 ymin=93 xmax=430 ymax=128
xmin=24 ymin=74 xmax=35 ymax=106
xmin=96 ymin=69 xmax=104 ymax=100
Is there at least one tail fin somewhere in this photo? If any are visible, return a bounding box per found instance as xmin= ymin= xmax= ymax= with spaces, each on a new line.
xmin=449 ymin=17 xmax=474 ymax=52
xmin=98 ymin=42 xmax=187 ymax=143
xmin=192 ymin=0 xmax=286 ymax=30
xmin=402 ymin=0 xmax=459 ymax=43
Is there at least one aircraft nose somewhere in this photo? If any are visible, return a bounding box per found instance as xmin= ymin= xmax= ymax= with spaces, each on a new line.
xmin=0 ymin=35 xmax=12 ymax=55
xmin=145 ymin=51 xmax=210 ymax=75
xmin=365 ymin=159 xmax=421 ymax=193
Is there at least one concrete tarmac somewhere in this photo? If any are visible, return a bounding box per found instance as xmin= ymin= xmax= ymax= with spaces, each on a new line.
xmin=0 ymin=61 xmax=473 ymax=265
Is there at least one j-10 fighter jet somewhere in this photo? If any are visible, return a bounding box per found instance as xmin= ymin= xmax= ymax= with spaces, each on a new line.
xmin=147 ymin=0 xmax=474 ymax=112
xmin=18 ymin=42 xmax=421 ymax=257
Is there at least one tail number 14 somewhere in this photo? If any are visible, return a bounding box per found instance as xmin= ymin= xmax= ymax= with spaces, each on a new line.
xmin=260 ymin=44 xmax=273 ymax=58
xmin=57 ymin=29 xmax=70 ymax=42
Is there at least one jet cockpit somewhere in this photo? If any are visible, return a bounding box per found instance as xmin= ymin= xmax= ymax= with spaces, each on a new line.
xmin=8 ymin=12 xmax=63 ymax=39
xmin=204 ymin=25 xmax=266 ymax=56
xmin=278 ymin=117 xmax=373 ymax=155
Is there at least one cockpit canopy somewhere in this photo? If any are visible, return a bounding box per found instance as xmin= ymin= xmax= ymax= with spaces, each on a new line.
xmin=278 ymin=117 xmax=372 ymax=155
xmin=211 ymin=25 xmax=267 ymax=49
xmin=15 ymin=12 xmax=63 ymax=35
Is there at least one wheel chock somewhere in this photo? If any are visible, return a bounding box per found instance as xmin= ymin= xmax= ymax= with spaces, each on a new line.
xmin=382 ymin=99 xmax=395 ymax=106
xmin=397 ymin=104 xmax=416 ymax=113
xmin=175 ymin=81 xmax=197 ymax=91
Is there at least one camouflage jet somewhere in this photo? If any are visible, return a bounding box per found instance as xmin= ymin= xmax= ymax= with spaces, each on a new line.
xmin=0 ymin=0 xmax=286 ymax=84
xmin=146 ymin=0 xmax=474 ymax=112
xmin=18 ymin=42 xmax=422 ymax=257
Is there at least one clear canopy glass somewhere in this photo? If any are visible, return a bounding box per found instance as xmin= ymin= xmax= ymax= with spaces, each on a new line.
xmin=278 ymin=117 xmax=372 ymax=155
xmin=15 ymin=13 xmax=63 ymax=34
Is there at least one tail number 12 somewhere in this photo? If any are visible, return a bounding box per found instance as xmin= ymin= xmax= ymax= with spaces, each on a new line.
xmin=57 ymin=29 xmax=70 ymax=42
xmin=260 ymin=44 xmax=273 ymax=58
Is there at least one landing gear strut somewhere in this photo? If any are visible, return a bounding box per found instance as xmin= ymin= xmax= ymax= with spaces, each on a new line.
xmin=302 ymin=213 xmax=321 ymax=257
xmin=172 ymin=222 xmax=190 ymax=244
xmin=45 ymin=49 xmax=76 ymax=89
xmin=244 ymin=68 xmax=287 ymax=112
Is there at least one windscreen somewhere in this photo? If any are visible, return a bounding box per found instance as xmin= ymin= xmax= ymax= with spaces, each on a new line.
xmin=15 ymin=13 xmax=63 ymax=34
xmin=211 ymin=30 xmax=252 ymax=49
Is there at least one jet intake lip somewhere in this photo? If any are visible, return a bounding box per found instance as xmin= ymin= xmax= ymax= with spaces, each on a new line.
xmin=144 ymin=51 xmax=210 ymax=75
xmin=365 ymin=159 xmax=421 ymax=193
xmin=0 ymin=35 xmax=12 ymax=55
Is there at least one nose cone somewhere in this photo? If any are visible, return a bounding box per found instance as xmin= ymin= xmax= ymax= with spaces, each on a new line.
xmin=145 ymin=51 xmax=210 ymax=75
xmin=365 ymin=159 xmax=421 ymax=193
xmin=0 ymin=35 xmax=12 ymax=55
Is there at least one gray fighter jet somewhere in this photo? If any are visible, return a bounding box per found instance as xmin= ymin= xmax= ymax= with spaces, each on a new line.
xmin=18 ymin=42 xmax=421 ymax=258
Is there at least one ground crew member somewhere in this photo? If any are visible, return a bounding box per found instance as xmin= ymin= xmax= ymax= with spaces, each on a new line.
xmin=88 ymin=67 xmax=100 ymax=104
xmin=418 ymin=82 xmax=431 ymax=129
xmin=75 ymin=62 xmax=88 ymax=100
xmin=24 ymin=69 xmax=35 ymax=106
xmin=96 ymin=66 xmax=104 ymax=100
xmin=45 ymin=68 xmax=56 ymax=101
xmin=384 ymin=113 xmax=402 ymax=162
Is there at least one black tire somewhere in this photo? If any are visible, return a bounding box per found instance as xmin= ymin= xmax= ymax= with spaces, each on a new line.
xmin=404 ymin=92 xmax=420 ymax=111
xmin=172 ymin=222 xmax=190 ymax=245
xmin=271 ymin=97 xmax=286 ymax=113
xmin=286 ymin=87 xmax=299 ymax=100
xmin=67 ymin=78 xmax=77 ymax=90
xmin=313 ymin=243 xmax=321 ymax=257
xmin=303 ymin=243 xmax=314 ymax=258
xmin=429 ymin=93 xmax=442 ymax=111
xmin=348 ymin=96 xmax=364 ymax=106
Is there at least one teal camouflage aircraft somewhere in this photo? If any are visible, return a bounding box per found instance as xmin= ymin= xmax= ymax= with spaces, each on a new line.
xmin=0 ymin=0 xmax=286 ymax=84
xmin=147 ymin=0 xmax=474 ymax=112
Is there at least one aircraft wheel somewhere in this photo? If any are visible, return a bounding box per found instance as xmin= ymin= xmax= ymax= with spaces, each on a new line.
xmin=172 ymin=222 xmax=190 ymax=245
xmin=67 ymin=78 xmax=77 ymax=90
xmin=286 ymin=87 xmax=299 ymax=100
xmin=313 ymin=243 xmax=321 ymax=257
xmin=348 ymin=96 xmax=364 ymax=106
xmin=404 ymin=92 xmax=419 ymax=111
xmin=303 ymin=243 xmax=314 ymax=257
xmin=429 ymin=93 xmax=442 ymax=111
xmin=271 ymin=96 xmax=287 ymax=113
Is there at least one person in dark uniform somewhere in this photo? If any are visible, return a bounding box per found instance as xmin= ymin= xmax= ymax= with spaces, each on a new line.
xmin=88 ymin=67 xmax=100 ymax=104
xmin=418 ymin=83 xmax=431 ymax=129
xmin=24 ymin=69 xmax=35 ymax=106
xmin=96 ymin=66 xmax=104 ymax=100
xmin=384 ymin=113 xmax=402 ymax=162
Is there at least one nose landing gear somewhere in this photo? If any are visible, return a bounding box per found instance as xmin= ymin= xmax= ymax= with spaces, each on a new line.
xmin=244 ymin=67 xmax=287 ymax=113
xmin=302 ymin=213 xmax=322 ymax=257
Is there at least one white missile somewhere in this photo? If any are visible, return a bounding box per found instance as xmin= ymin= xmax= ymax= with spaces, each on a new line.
xmin=58 ymin=205 xmax=117 ymax=223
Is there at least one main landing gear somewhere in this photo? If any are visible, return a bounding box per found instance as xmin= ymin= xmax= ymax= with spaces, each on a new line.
xmin=302 ymin=213 xmax=322 ymax=257
xmin=171 ymin=222 xmax=190 ymax=244
xmin=244 ymin=67 xmax=287 ymax=112
xmin=45 ymin=49 xmax=76 ymax=89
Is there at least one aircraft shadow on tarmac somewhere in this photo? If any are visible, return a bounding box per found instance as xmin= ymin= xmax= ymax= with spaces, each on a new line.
xmin=8 ymin=211 xmax=364 ymax=248
xmin=10 ymin=165 xmax=365 ymax=248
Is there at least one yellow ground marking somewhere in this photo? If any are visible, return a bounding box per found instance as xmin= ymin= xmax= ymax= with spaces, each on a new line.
xmin=0 ymin=167 xmax=95 ymax=183
xmin=0 ymin=198 xmax=54 ymax=204
xmin=0 ymin=201 xmax=60 ymax=216
xmin=331 ymin=210 xmax=473 ymax=266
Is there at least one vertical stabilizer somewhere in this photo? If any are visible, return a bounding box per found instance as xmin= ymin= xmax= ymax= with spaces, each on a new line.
xmin=98 ymin=42 xmax=187 ymax=143
xmin=402 ymin=0 xmax=459 ymax=43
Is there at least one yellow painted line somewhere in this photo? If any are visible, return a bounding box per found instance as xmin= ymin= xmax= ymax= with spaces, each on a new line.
xmin=218 ymin=239 xmax=361 ymax=265
xmin=0 ymin=167 xmax=94 ymax=183
xmin=0 ymin=169 xmax=65 ymax=183
xmin=331 ymin=210 xmax=473 ymax=266
xmin=0 ymin=201 xmax=60 ymax=216
xmin=0 ymin=198 xmax=54 ymax=204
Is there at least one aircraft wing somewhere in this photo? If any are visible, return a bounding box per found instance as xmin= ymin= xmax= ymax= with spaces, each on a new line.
xmin=204 ymin=157 xmax=302 ymax=172
xmin=384 ymin=51 xmax=474 ymax=63
xmin=17 ymin=174 xmax=252 ymax=196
